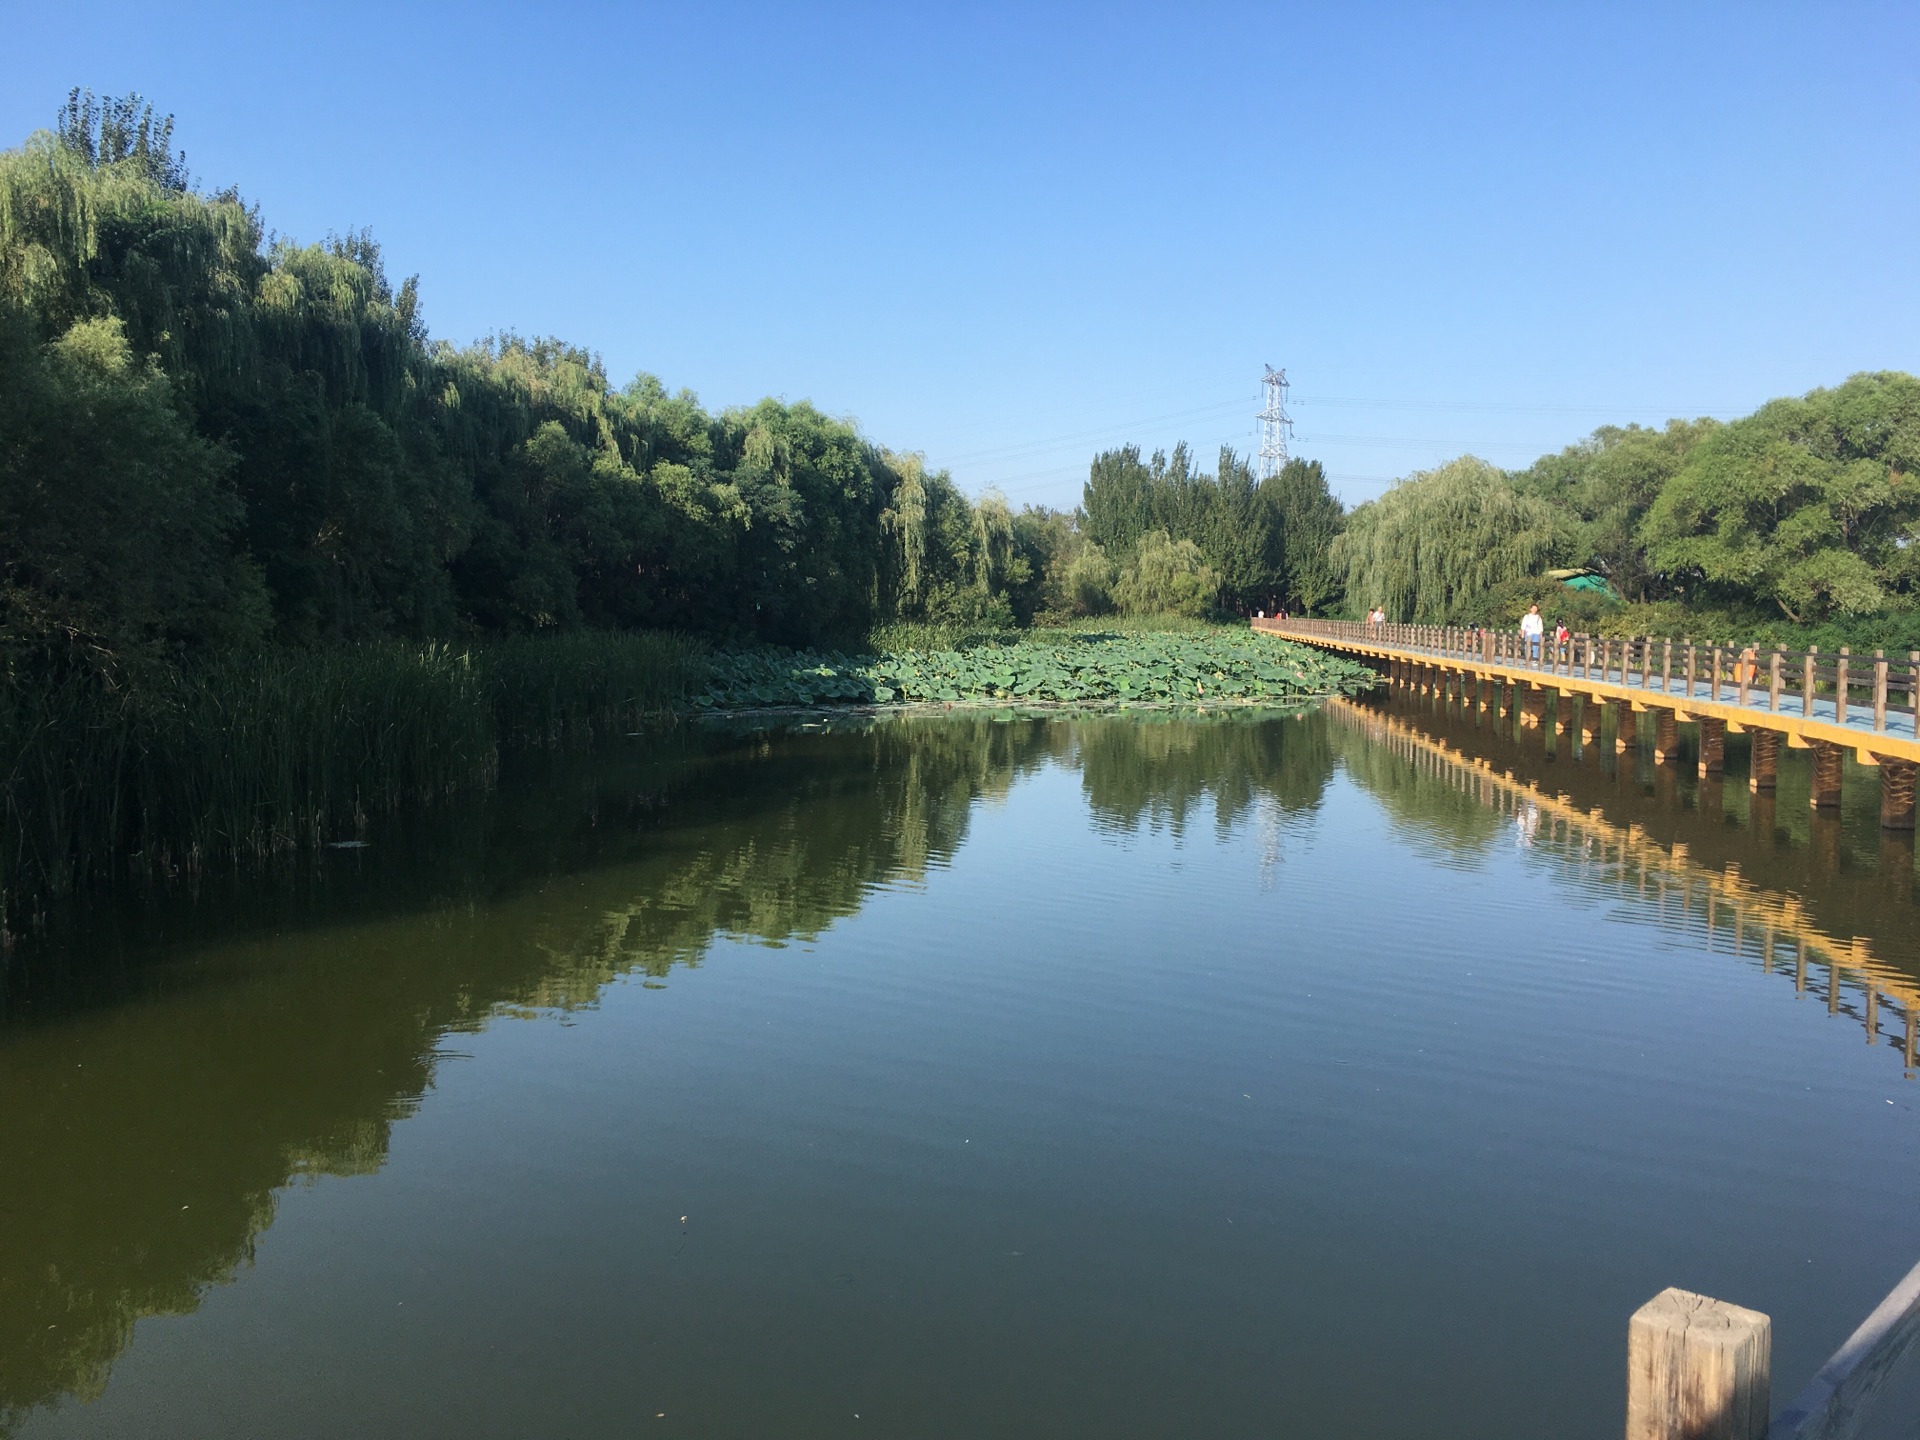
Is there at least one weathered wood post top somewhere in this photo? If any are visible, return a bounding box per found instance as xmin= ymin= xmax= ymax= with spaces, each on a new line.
xmin=1626 ymin=1287 xmax=1770 ymax=1440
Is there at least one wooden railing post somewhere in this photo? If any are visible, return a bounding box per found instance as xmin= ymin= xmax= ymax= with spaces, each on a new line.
xmin=1626 ymin=1288 xmax=1770 ymax=1440
xmin=1769 ymin=648 xmax=1783 ymax=713
xmin=1805 ymin=647 xmax=1818 ymax=720
xmin=1837 ymin=648 xmax=1851 ymax=726
xmin=1873 ymin=651 xmax=1888 ymax=733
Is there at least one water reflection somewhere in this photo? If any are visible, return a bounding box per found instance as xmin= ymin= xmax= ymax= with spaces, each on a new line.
xmin=0 ymin=710 xmax=1332 ymax=1428
xmin=1331 ymin=695 xmax=1920 ymax=1069
xmin=2 ymin=701 xmax=1915 ymax=1433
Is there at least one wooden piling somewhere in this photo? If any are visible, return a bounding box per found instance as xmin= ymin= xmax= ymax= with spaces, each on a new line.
xmin=1625 ymin=1288 xmax=1770 ymax=1440
xmin=1698 ymin=718 xmax=1726 ymax=777
xmin=1750 ymin=730 xmax=1780 ymax=793
xmin=1523 ymin=682 xmax=1547 ymax=729
xmin=1653 ymin=709 xmax=1680 ymax=764
xmin=1579 ymin=697 xmax=1602 ymax=750
xmin=1810 ymin=741 xmax=1844 ymax=810
xmin=1881 ymin=758 xmax=1917 ymax=832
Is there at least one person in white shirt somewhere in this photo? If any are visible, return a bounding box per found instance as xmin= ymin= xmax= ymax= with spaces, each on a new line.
xmin=1519 ymin=603 xmax=1544 ymax=661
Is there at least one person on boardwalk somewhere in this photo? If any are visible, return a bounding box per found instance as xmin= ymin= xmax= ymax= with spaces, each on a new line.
xmin=1520 ymin=603 xmax=1544 ymax=661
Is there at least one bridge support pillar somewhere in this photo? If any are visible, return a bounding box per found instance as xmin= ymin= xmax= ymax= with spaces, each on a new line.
xmin=1810 ymin=740 xmax=1844 ymax=810
xmin=1652 ymin=709 xmax=1680 ymax=764
xmin=1611 ymin=700 xmax=1635 ymax=753
xmin=1522 ymin=683 xmax=1547 ymax=729
xmin=1697 ymin=718 xmax=1725 ymax=777
xmin=1577 ymin=698 xmax=1601 ymax=751
xmin=1553 ymin=693 xmax=1572 ymax=743
xmin=1880 ymin=758 xmax=1917 ymax=831
xmin=1749 ymin=731 xmax=1780 ymax=793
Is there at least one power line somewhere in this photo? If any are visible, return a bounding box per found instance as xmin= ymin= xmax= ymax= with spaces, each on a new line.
xmin=931 ymin=397 xmax=1251 ymax=467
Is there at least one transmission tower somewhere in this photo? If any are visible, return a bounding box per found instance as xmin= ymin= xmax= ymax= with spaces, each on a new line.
xmin=1257 ymin=364 xmax=1292 ymax=480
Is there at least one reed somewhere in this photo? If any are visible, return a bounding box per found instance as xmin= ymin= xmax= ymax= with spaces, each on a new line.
xmin=0 ymin=631 xmax=705 ymax=931
xmin=481 ymin=630 xmax=706 ymax=742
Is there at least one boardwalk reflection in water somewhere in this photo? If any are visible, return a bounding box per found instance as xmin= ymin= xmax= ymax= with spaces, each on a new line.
xmin=1333 ymin=693 xmax=1920 ymax=1074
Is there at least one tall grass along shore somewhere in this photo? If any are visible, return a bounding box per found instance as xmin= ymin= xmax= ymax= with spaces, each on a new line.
xmin=0 ymin=633 xmax=704 ymax=933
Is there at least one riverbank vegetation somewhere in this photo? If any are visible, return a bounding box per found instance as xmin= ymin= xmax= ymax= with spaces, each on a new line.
xmin=0 ymin=92 xmax=1348 ymax=920
xmin=0 ymin=634 xmax=705 ymax=921
xmin=4 ymin=89 xmax=1918 ymax=918
xmin=1337 ymin=375 xmax=1920 ymax=647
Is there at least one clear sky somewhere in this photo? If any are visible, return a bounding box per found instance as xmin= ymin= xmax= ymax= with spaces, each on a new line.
xmin=3 ymin=2 xmax=1915 ymax=509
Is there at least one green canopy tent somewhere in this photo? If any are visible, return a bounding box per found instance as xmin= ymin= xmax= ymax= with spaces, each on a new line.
xmin=1545 ymin=567 xmax=1621 ymax=599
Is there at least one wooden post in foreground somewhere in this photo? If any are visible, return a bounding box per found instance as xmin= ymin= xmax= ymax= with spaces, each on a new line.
xmin=1626 ymin=1288 xmax=1770 ymax=1440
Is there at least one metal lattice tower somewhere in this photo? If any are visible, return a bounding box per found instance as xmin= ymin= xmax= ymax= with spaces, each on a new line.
xmin=1257 ymin=364 xmax=1292 ymax=480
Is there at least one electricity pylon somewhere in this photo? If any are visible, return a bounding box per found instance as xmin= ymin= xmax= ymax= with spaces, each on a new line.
xmin=1258 ymin=365 xmax=1292 ymax=481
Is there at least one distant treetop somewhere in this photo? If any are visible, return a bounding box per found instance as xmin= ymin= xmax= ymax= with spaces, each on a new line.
xmin=55 ymin=88 xmax=190 ymax=192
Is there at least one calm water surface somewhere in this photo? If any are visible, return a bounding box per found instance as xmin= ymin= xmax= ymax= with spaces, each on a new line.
xmin=4 ymin=701 xmax=1920 ymax=1439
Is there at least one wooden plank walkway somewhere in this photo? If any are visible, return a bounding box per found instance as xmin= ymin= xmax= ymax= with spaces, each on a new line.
xmin=1258 ymin=618 xmax=1920 ymax=827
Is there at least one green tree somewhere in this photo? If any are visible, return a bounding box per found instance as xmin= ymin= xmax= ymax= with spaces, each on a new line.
xmin=1332 ymin=456 xmax=1555 ymax=623
xmin=1512 ymin=419 xmax=1717 ymax=602
xmin=1640 ymin=373 xmax=1920 ymax=621
xmin=1113 ymin=530 xmax=1219 ymax=617
xmin=1081 ymin=442 xmax=1279 ymax=610
xmin=0 ymin=311 xmax=269 ymax=666
xmin=1259 ymin=457 xmax=1343 ymax=614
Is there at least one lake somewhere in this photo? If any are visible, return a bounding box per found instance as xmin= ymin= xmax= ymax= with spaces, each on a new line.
xmin=4 ymin=698 xmax=1919 ymax=1438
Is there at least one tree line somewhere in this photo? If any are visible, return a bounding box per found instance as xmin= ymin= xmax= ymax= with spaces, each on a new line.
xmin=6 ymin=91 xmax=1917 ymax=686
xmin=1333 ymin=375 xmax=1920 ymax=645
xmin=0 ymin=92 xmax=1054 ymax=679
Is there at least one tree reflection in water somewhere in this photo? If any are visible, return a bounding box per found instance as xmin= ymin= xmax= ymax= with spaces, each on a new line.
xmin=3 ymin=700 xmax=1914 ymax=1431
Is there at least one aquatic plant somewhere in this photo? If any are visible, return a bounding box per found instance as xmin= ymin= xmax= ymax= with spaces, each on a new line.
xmin=692 ymin=630 xmax=1374 ymax=711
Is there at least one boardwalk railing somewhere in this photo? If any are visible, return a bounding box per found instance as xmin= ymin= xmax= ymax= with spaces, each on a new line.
xmin=1268 ymin=618 xmax=1920 ymax=741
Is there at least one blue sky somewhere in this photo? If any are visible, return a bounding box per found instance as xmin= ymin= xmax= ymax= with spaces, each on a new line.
xmin=4 ymin=2 xmax=1915 ymax=508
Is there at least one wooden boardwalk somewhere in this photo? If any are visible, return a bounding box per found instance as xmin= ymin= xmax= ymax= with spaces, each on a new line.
xmin=1258 ymin=618 xmax=1920 ymax=828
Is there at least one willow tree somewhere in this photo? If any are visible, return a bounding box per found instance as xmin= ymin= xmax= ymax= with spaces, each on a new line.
xmin=973 ymin=488 xmax=1014 ymax=592
xmin=1332 ymin=456 xmax=1556 ymax=623
xmin=881 ymin=453 xmax=930 ymax=607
